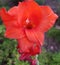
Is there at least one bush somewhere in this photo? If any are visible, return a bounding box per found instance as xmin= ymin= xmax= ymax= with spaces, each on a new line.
xmin=38 ymin=48 xmax=60 ymax=65
xmin=47 ymin=27 xmax=60 ymax=43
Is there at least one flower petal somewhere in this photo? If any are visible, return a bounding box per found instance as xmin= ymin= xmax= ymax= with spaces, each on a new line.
xmin=17 ymin=36 xmax=41 ymax=55
xmin=29 ymin=43 xmax=41 ymax=55
xmin=19 ymin=53 xmax=31 ymax=61
xmin=27 ymin=1 xmax=43 ymax=25
xmin=0 ymin=8 xmax=18 ymax=29
xmin=5 ymin=28 xmax=25 ymax=39
xmin=38 ymin=6 xmax=58 ymax=32
xmin=25 ymin=29 xmax=44 ymax=46
xmin=17 ymin=2 xmax=28 ymax=25
xmin=17 ymin=37 xmax=33 ymax=53
xmin=8 ymin=6 xmax=18 ymax=15
xmin=18 ymin=1 xmax=43 ymax=26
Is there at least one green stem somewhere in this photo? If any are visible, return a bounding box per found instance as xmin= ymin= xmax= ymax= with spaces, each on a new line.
xmin=35 ymin=55 xmax=39 ymax=65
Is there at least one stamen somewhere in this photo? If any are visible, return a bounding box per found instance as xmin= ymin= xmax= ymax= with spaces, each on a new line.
xmin=25 ymin=18 xmax=35 ymax=29
xmin=26 ymin=19 xmax=30 ymax=24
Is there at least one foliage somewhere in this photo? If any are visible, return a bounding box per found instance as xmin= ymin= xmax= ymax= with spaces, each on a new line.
xmin=39 ymin=48 xmax=60 ymax=65
xmin=47 ymin=27 xmax=60 ymax=43
xmin=35 ymin=0 xmax=45 ymax=5
xmin=0 ymin=24 xmax=29 ymax=65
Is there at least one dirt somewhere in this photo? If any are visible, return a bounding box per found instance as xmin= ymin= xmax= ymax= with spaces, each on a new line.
xmin=44 ymin=34 xmax=60 ymax=53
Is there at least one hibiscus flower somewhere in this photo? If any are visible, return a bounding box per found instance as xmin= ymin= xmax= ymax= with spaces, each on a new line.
xmin=0 ymin=0 xmax=58 ymax=64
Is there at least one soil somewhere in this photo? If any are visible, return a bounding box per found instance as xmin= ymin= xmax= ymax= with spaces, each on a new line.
xmin=44 ymin=34 xmax=60 ymax=53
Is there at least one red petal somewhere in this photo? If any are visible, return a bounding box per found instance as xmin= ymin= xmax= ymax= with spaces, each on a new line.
xmin=18 ymin=1 xmax=43 ymax=26
xmin=19 ymin=53 xmax=31 ymax=61
xmin=0 ymin=8 xmax=18 ymax=28
xmin=38 ymin=6 xmax=58 ymax=32
xmin=27 ymin=1 xmax=43 ymax=26
xmin=25 ymin=29 xmax=44 ymax=46
xmin=5 ymin=28 xmax=25 ymax=39
xmin=17 ymin=37 xmax=41 ymax=55
xmin=8 ymin=6 xmax=18 ymax=15
xmin=30 ymin=43 xmax=41 ymax=55
xmin=17 ymin=2 xmax=28 ymax=25
xmin=17 ymin=37 xmax=33 ymax=53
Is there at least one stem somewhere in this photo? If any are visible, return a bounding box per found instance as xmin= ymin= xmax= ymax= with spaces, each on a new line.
xmin=35 ymin=55 xmax=39 ymax=65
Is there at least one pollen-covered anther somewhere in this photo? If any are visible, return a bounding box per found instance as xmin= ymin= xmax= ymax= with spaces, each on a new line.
xmin=25 ymin=19 xmax=35 ymax=29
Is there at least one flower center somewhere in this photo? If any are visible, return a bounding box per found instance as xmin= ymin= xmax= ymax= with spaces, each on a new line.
xmin=25 ymin=19 xmax=35 ymax=29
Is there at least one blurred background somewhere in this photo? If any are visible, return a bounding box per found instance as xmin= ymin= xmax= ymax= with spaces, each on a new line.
xmin=0 ymin=0 xmax=60 ymax=65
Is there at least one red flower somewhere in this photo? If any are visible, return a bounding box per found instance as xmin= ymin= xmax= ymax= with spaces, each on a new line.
xmin=0 ymin=1 xmax=58 ymax=55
